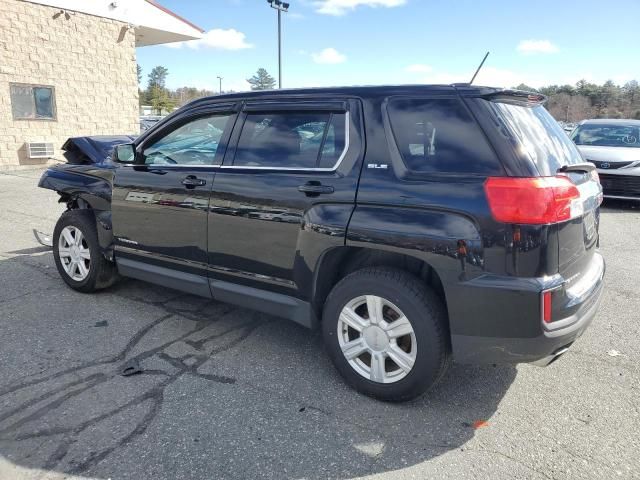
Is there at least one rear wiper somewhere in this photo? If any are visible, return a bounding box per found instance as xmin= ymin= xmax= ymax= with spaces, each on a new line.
xmin=558 ymin=162 xmax=595 ymax=174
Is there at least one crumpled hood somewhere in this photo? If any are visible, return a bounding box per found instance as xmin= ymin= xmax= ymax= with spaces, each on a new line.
xmin=62 ymin=135 xmax=136 ymax=164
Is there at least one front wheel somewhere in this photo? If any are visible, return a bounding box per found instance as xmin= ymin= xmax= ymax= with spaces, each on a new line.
xmin=322 ymin=267 xmax=450 ymax=402
xmin=53 ymin=210 xmax=119 ymax=293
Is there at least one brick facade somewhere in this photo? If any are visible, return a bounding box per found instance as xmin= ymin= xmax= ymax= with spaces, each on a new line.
xmin=0 ymin=0 xmax=139 ymax=170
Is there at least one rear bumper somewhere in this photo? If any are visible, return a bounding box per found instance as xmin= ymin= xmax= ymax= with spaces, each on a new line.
xmin=451 ymin=253 xmax=605 ymax=365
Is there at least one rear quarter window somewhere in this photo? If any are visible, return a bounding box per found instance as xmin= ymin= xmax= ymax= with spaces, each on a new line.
xmin=386 ymin=98 xmax=502 ymax=175
xmin=488 ymin=101 xmax=584 ymax=176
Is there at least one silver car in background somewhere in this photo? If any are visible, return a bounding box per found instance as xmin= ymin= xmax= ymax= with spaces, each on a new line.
xmin=571 ymin=119 xmax=640 ymax=200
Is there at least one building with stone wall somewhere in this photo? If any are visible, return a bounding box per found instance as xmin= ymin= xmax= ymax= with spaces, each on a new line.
xmin=0 ymin=0 xmax=202 ymax=170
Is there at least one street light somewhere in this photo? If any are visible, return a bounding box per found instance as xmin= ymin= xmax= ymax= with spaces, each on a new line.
xmin=267 ymin=0 xmax=289 ymax=89
xmin=216 ymin=76 xmax=223 ymax=94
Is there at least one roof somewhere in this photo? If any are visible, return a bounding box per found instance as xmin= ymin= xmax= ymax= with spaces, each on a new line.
xmin=145 ymin=0 xmax=204 ymax=33
xmin=22 ymin=0 xmax=203 ymax=47
xmin=185 ymin=84 xmax=507 ymax=106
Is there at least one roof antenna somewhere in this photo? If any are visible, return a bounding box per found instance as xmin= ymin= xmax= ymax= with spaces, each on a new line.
xmin=469 ymin=51 xmax=490 ymax=85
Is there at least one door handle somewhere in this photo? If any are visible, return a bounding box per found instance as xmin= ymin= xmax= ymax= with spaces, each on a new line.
xmin=298 ymin=182 xmax=334 ymax=196
xmin=182 ymin=175 xmax=207 ymax=188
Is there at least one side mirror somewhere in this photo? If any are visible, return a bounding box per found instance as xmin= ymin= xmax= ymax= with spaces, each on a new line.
xmin=113 ymin=143 xmax=136 ymax=164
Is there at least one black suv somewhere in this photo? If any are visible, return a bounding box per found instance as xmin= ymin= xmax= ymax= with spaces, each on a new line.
xmin=39 ymin=85 xmax=605 ymax=401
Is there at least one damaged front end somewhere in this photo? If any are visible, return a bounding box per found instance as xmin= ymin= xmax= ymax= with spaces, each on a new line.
xmin=38 ymin=135 xmax=134 ymax=259
xmin=61 ymin=135 xmax=137 ymax=165
xmin=39 ymin=135 xmax=135 ymax=206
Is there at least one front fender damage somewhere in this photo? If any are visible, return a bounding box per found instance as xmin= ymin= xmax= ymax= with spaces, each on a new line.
xmin=38 ymin=164 xmax=116 ymax=259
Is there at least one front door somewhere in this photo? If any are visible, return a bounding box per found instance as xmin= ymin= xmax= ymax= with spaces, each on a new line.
xmin=112 ymin=107 xmax=237 ymax=294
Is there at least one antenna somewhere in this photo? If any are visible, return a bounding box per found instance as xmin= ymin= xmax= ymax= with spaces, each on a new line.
xmin=469 ymin=51 xmax=490 ymax=85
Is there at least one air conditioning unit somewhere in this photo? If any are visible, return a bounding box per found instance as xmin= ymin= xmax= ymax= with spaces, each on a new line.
xmin=27 ymin=142 xmax=54 ymax=159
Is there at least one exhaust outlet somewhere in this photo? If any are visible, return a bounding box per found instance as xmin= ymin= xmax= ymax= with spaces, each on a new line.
xmin=532 ymin=346 xmax=570 ymax=367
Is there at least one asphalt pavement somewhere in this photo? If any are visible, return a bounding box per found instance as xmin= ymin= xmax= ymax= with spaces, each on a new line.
xmin=0 ymin=168 xmax=638 ymax=480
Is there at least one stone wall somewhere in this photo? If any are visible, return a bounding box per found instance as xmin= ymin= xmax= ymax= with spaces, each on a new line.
xmin=0 ymin=0 xmax=139 ymax=170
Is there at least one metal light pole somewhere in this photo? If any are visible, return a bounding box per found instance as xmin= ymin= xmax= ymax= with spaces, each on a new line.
xmin=267 ymin=0 xmax=289 ymax=89
xmin=217 ymin=76 xmax=223 ymax=94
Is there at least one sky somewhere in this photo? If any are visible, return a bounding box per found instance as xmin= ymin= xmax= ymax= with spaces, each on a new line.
xmin=136 ymin=0 xmax=640 ymax=93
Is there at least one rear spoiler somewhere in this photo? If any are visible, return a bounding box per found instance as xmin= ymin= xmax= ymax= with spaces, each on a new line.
xmin=558 ymin=162 xmax=596 ymax=174
xmin=453 ymin=85 xmax=547 ymax=106
xmin=482 ymin=90 xmax=547 ymax=106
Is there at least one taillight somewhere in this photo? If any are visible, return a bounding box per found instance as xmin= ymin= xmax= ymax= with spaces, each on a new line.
xmin=542 ymin=290 xmax=552 ymax=323
xmin=485 ymin=176 xmax=582 ymax=224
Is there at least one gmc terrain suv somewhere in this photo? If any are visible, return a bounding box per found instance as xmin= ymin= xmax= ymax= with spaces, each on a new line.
xmin=39 ymin=85 xmax=605 ymax=401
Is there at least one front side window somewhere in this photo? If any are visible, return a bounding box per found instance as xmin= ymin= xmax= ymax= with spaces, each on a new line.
xmin=142 ymin=114 xmax=233 ymax=165
xmin=572 ymin=124 xmax=640 ymax=148
xmin=10 ymin=84 xmax=56 ymax=120
xmin=233 ymin=111 xmax=347 ymax=168
xmin=387 ymin=98 xmax=501 ymax=174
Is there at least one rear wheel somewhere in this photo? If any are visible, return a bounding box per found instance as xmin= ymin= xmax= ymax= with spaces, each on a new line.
xmin=53 ymin=210 xmax=118 ymax=293
xmin=322 ymin=267 xmax=450 ymax=401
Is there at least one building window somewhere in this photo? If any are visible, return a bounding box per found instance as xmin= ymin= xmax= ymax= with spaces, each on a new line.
xmin=10 ymin=84 xmax=57 ymax=121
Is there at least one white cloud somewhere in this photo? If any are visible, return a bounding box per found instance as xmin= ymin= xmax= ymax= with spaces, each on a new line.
xmin=405 ymin=64 xmax=433 ymax=73
xmin=516 ymin=39 xmax=559 ymax=55
xmin=165 ymin=29 xmax=253 ymax=50
xmin=312 ymin=48 xmax=347 ymax=64
xmin=315 ymin=0 xmax=406 ymax=16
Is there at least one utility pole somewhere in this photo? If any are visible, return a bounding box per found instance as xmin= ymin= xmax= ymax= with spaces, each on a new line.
xmin=267 ymin=0 xmax=289 ymax=89
xmin=217 ymin=76 xmax=223 ymax=94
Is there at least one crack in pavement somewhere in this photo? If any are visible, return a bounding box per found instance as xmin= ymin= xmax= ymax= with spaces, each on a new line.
xmin=468 ymin=445 xmax=555 ymax=480
xmin=0 ymin=291 xmax=267 ymax=475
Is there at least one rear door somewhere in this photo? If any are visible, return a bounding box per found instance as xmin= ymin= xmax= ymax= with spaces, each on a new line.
xmin=207 ymin=99 xmax=363 ymax=298
xmin=484 ymin=99 xmax=603 ymax=282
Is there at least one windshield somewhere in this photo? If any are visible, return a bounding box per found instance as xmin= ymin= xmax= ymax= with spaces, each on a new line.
xmin=571 ymin=124 xmax=640 ymax=148
xmin=488 ymin=101 xmax=583 ymax=176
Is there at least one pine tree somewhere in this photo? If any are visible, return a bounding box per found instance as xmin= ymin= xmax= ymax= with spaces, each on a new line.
xmin=247 ymin=68 xmax=276 ymax=90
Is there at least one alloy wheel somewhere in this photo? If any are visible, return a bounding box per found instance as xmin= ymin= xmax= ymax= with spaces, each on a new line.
xmin=337 ymin=295 xmax=417 ymax=384
xmin=58 ymin=225 xmax=91 ymax=281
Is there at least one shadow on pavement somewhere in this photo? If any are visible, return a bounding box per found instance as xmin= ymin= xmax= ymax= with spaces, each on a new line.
xmin=6 ymin=246 xmax=52 ymax=255
xmin=0 ymin=255 xmax=517 ymax=479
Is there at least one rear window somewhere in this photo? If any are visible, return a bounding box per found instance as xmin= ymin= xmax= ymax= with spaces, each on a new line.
xmin=387 ymin=98 xmax=501 ymax=174
xmin=572 ymin=124 xmax=640 ymax=148
xmin=489 ymin=102 xmax=583 ymax=176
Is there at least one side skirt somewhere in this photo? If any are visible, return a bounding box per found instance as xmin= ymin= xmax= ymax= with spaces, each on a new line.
xmin=116 ymin=257 xmax=212 ymax=298
xmin=115 ymin=257 xmax=315 ymax=328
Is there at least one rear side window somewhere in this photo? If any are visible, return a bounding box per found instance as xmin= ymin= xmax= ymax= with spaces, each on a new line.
xmin=488 ymin=102 xmax=583 ymax=176
xmin=233 ymin=111 xmax=347 ymax=169
xmin=387 ymin=98 xmax=501 ymax=174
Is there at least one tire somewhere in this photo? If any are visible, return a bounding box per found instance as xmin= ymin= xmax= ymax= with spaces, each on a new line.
xmin=53 ymin=209 xmax=119 ymax=293
xmin=322 ymin=267 xmax=450 ymax=402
